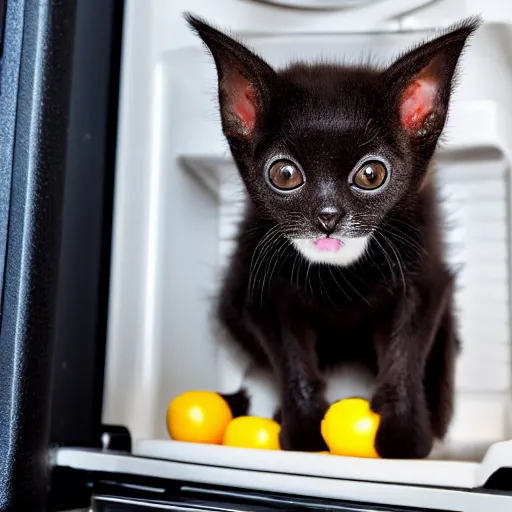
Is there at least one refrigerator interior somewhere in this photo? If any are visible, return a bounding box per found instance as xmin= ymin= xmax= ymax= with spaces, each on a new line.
xmin=100 ymin=0 xmax=512 ymax=492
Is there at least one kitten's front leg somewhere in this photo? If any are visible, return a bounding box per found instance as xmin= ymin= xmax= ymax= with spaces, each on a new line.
xmin=371 ymin=277 xmax=453 ymax=459
xmin=371 ymin=353 xmax=433 ymax=459
xmin=247 ymin=311 xmax=328 ymax=452
xmin=278 ymin=324 xmax=329 ymax=452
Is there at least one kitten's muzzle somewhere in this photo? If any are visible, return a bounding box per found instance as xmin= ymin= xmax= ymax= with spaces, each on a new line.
xmin=316 ymin=207 xmax=342 ymax=234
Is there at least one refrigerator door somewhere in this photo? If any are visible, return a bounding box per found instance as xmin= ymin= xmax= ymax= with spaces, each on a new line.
xmin=0 ymin=0 xmax=76 ymax=510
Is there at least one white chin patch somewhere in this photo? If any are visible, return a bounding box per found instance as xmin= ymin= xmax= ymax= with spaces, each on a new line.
xmin=291 ymin=236 xmax=370 ymax=266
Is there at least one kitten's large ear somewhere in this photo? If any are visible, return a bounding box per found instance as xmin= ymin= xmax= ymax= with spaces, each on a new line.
xmin=385 ymin=18 xmax=480 ymax=143
xmin=186 ymin=14 xmax=276 ymax=141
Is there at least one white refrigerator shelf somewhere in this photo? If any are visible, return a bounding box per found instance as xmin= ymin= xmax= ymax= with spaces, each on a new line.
xmin=54 ymin=441 xmax=512 ymax=512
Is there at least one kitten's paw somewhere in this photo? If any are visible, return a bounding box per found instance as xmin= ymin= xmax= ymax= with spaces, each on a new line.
xmin=279 ymin=408 xmax=328 ymax=452
xmin=372 ymin=393 xmax=433 ymax=459
xmin=279 ymin=421 xmax=328 ymax=452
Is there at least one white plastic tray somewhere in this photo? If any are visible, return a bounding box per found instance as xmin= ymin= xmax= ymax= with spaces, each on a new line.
xmin=134 ymin=438 xmax=512 ymax=490
xmin=54 ymin=442 xmax=512 ymax=512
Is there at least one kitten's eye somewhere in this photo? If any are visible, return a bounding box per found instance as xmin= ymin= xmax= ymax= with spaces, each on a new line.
xmin=268 ymin=161 xmax=304 ymax=191
xmin=352 ymin=161 xmax=387 ymax=190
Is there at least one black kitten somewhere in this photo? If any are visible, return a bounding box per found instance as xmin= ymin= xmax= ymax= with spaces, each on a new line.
xmin=187 ymin=14 xmax=479 ymax=459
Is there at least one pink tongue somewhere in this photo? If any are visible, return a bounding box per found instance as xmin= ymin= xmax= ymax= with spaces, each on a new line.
xmin=314 ymin=238 xmax=343 ymax=252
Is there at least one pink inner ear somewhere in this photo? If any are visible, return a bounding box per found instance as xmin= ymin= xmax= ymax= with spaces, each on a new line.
xmin=400 ymin=78 xmax=437 ymax=134
xmin=228 ymin=71 xmax=256 ymax=135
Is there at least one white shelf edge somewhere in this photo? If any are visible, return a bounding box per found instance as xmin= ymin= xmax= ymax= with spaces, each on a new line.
xmin=134 ymin=438 xmax=479 ymax=489
xmin=52 ymin=445 xmax=512 ymax=510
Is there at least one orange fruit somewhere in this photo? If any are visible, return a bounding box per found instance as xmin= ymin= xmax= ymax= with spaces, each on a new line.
xmin=166 ymin=391 xmax=232 ymax=444
xmin=321 ymin=398 xmax=380 ymax=458
xmin=223 ymin=416 xmax=280 ymax=450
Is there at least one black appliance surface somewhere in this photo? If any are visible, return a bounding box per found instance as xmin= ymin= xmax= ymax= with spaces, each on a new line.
xmin=0 ymin=0 xmax=77 ymax=509
xmin=0 ymin=0 xmax=122 ymax=510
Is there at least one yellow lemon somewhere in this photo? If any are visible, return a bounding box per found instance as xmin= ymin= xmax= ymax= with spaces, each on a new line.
xmin=166 ymin=391 xmax=232 ymax=444
xmin=223 ymin=416 xmax=281 ymax=450
xmin=321 ymin=398 xmax=380 ymax=458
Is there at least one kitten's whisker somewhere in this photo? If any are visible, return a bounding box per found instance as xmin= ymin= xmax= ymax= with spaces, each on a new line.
xmin=262 ymin=237 xmax=288 ymax=305
xmin=248 ymin=228 xmax=279 ymax=281
xmin=343 ymin=273 xmax=371 ymax=305
xmin=269 ymin=237 xmax=288 ymax=281
xmin=343 ymin=264 xmax=368 ymax=286
xmin=252 ymin=232 xmax=282 ymax=299
xmin=381 ymin=221 xmax=423 ymax=245
xmin=387 ymin=217 xmax=421 ymax=233
xmin=258 ymin=240 xmax=286 ymax=304
xmin=259 ymin=237 xmax=282 ymax=308
xmin=327 ymin=266 xmax=351 ymax=303
xmin=379 ymin=226 xmax=426 ymax=256
xmin=318 ymin=268 xmax=338 ymax=309
xmin=247 ymin=226 xmax=282 ymax=303
xmin=305 ymin=260 xmax=313 ymax=295
xmin=291 ymin=251 xmax=300 ymax=289
xmin=365 ymin=244 xmax=386 ymax=279
xmin=359 ymin=129 xmax=380 ymax=148
xmin=379 ymin=232 xmax=407 ymax=295
xmin=372 ymin=234 xmax=397 ymax=285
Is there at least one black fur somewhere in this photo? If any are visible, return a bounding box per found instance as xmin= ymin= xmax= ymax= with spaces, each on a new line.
xmin=220 ymin=389 xmax=251 ymax=418
xmin=186 ymin=14 xmax=480 ymax=458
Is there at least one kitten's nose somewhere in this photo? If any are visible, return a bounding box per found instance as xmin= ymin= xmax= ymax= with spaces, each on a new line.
xmin=316 ymin=208 xmax=342 ymax=234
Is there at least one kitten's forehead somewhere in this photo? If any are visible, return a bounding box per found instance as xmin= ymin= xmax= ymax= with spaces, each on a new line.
xmin=276 ymin=64 xmax=383 ymax=136
xmin=280 ymin=64 xmax=380 ymax=88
